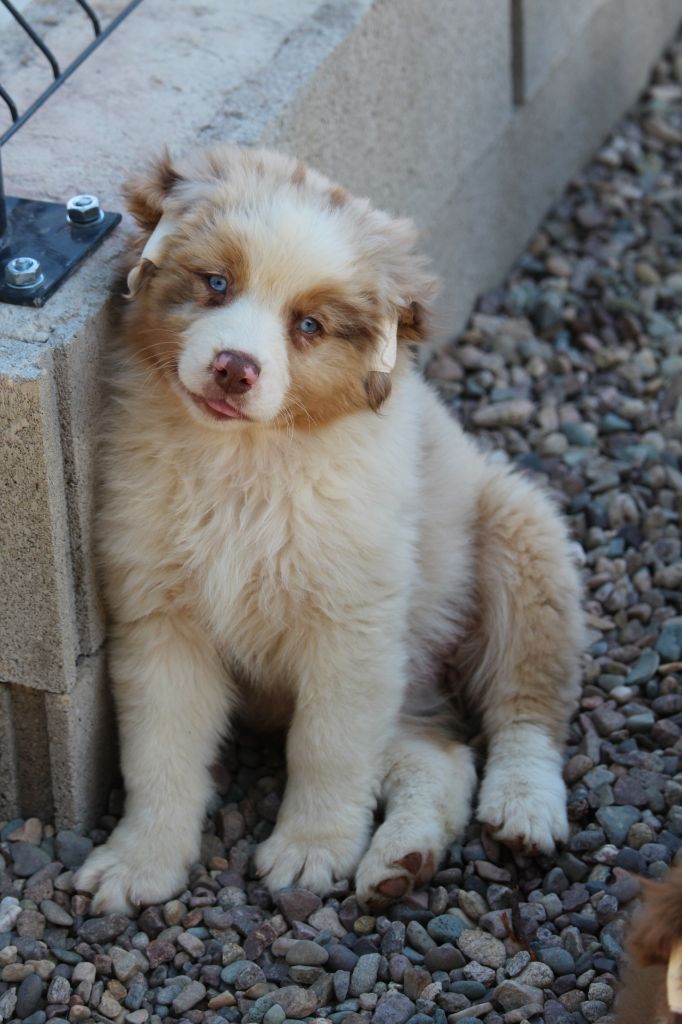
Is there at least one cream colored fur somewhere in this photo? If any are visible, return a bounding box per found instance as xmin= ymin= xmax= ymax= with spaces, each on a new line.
xmin=75 ymin=147 xmax=584 ymax=914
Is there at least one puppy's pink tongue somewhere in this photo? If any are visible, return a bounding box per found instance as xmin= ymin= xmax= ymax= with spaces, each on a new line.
xmin=204 ymin=397 xmax=242 ymax=418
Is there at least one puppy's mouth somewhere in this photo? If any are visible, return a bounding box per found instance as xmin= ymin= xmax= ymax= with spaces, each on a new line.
xmin=179 ymin=382 xmax=250 ymax=421
xmin=195 ymin=394 xmax=248 ymax=420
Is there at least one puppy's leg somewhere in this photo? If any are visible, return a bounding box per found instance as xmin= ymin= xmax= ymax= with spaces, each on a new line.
xmin=255 ymin=634 xmax=406 ymax=896
xmin=465 ymin=467 xmax=584 ymax=855
xmin=355 ymin=721 xmax=476 ymax=911
xmin=75 ymin=614 xmax=231 ymax=914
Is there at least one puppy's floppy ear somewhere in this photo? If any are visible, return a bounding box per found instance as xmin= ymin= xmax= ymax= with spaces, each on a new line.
xmin=364 ymin=314 xmax=398 ymax=412
xmin=123 ymin=150 xmax=185 ymax=299
xmin=362 ymin=213 xmax=438 ymax=412
xmin=123 ymin=148 xmax=185 ymax=231
xmin=370 ymin=211 xmax=440 ymax=346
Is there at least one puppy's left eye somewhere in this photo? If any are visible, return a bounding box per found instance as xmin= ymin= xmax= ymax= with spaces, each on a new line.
xmin=207 ymin=274 xmax=228 ymax=294
xmin=297 ymin=317 xmax=322 ymax=335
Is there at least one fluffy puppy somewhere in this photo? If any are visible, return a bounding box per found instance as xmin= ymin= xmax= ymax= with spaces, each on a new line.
xmin=616 ymin=867 xmax=682 ymax=1024
xmin=75 ymin=146 xmax=585 ymax=914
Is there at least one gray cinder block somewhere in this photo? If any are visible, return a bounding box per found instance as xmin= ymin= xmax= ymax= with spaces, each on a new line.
xmin=0 ymin=341 xmax=77 ymax=693
xmin=0 ymin=654 xmax=115 ymax=827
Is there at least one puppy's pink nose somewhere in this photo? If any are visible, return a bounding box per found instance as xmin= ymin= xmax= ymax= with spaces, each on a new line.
xmin=212 ymin=350 xmax=260 ymax=395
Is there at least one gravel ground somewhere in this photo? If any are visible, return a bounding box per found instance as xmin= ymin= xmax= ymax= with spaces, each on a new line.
xmin=3 ymin=36 xmax=682 ymax=1024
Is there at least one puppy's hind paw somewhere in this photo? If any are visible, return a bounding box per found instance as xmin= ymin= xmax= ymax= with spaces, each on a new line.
xmin=477 ymin=762 xmax=568 ymax=857
xmin=355 ymin=824 xmax=439 ymax=912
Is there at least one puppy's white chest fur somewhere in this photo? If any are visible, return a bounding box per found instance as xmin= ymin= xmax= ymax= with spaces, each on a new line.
xmin=103 ymin=369 xmax=456 ymax=693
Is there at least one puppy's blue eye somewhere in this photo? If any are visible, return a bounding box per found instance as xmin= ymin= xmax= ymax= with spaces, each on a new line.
xmin=207 ymin=275 xmax=228 ymax=293
xmin=298 ymin=317 xmax=321 ymax=335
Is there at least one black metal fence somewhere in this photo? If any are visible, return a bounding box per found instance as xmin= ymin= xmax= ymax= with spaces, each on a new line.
xmin=0 ymin=0 xmax=143 ymax=305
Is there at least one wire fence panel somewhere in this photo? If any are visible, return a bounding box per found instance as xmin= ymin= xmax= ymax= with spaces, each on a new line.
xmin=0 ymin=0 xmax=141 ymax=146
xmin=0 ymin=1 xmax=140 ymax=303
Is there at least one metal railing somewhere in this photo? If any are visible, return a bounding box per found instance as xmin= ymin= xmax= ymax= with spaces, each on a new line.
xmin=0 ymin=0 xmax=143 ymax=305
xmin=0 ymin=0 xmax=143 ymax=147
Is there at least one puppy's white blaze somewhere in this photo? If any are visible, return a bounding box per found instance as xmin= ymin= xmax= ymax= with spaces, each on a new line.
xmin=177 ymin=296 xmax=289 ymax=421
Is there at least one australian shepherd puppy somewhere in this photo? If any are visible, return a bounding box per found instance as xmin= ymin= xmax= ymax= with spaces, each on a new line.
xmin=75 ymin=146 xmax=585 ymax=914
xmin=616 ymin=867 xmax=682 ymax=1024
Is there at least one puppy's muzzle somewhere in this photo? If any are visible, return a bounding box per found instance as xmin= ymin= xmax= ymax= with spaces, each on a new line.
xmin=212 ymin=350 xmax=261 ymax=396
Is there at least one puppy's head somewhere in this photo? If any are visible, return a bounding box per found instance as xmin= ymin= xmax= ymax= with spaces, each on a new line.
xmin=120 ymin=146 xmax=437 ymax=429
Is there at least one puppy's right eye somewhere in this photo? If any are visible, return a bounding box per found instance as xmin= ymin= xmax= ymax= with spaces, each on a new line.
xmin=297 ymin=317 xmax=322 ymax=335
xmin=207 ymin=275 xmax=228 ymax=294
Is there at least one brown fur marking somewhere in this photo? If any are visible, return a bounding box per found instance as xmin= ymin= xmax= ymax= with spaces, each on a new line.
xmin=124 ymin=149 xmax=184 ymax=230
xmin=365 ymin=370 xmax=393 ymax=412
xmin=617 ymin=867 xmax=682 ymax=1023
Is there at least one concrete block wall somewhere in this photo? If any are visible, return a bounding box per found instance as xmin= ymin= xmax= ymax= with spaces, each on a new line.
xmin=1 ymin=0 xmax=681 ymax=827
xmin=0 ymin=339 xmax=115 ymax=824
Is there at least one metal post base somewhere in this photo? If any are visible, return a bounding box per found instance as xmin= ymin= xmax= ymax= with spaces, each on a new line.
xmin=0 ymin=195 xmax=120 ymax=307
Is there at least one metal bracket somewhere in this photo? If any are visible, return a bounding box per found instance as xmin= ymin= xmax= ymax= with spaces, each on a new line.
xmin=0 ymin=194 xmax=120 ymax=307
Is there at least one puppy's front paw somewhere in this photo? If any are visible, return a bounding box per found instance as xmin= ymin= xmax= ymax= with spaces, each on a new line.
xmin=477 ymin=762 xmax=569 ymax=856
xmin=74 ymin=832 xmax=190 ymax=915
xmin=255 ymin=822 xmax=364 ymax=896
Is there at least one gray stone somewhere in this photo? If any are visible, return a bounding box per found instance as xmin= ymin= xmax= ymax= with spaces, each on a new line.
xmin=263 ymin=1006 xmax=286 ymax=1024
xmin=327 ymin=944 xmax=359 ymax=972
xmin=544 ymin=1000 xmax=573 ymax=1024
xmin=270 ymin=985 xmax=318 ymax=1019
xmin=47 ymin=975 xmax=71 ymax=1004
xmin=288 ymin=964 xmax=324 ymax=985
xmin=537 ymin=948 xmax=575 ymax=975
xmin=381 ymin=921 xmax=406 ymax=956
xmin=78 ymin=914 xmax=130 ymax=944
xmin=581 ymin=1000 xmax=609 ymax=1022
xmin=0 ymin=988 xmax=18 ymax=1021
xmin=171 ymin=981 xmax=206 ymax=1014
xmin=11 ymin=842 xmax=51 ymax=878
xmin=39 ymin=900 xmax=73 ymax=927
xmin=55 ymin=831 xmax=93 ymax=869
xmin=625 ymin=649 xmax=660 ymax=685
xmin=274 ymin=889 xmax=322 ymax=924
xmin=177 ymin=932 xmax=205 ymax=959
xmin=516 ymin=961 xmax=554 ymax=988
xmin=111 ymin=946 xmax=141 ymax=983
xmin=427 ymin=915 xmax=467 ymax=944
xmin=373 ymin=992 xmax=415 ymax=1024
xmin=349 ymin=953 xmax=381 ymax=996
xmin=406 ymin=920 xmax=436 ymax=953
xmin=596 ymin=806 xmax=641 ymax=846
xmin=450 ymin=980 xmax=487 ymax=1001
xmin=505 ymin=951 xmax=532 ymax=978
xmin=457 ymin=929 xmax=506 ymax=968
xmin=493 ymin=978 xmax=540 ymax=1011
xmin=16 ymin=974 xmax=44 ymax=1019
xmin=472 ymin=399 xmax=534 ymax=428
xmin=657 ymin=622 xmax=682 ymax=662
xmin=285 ymin=940 xmax=329 ymax=966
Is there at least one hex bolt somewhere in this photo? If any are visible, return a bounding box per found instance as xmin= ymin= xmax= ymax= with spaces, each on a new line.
xmin=5 ymin=256 xmax=42 ymax=288
xmin=66 ymin=193 xmax=102 ymax=224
